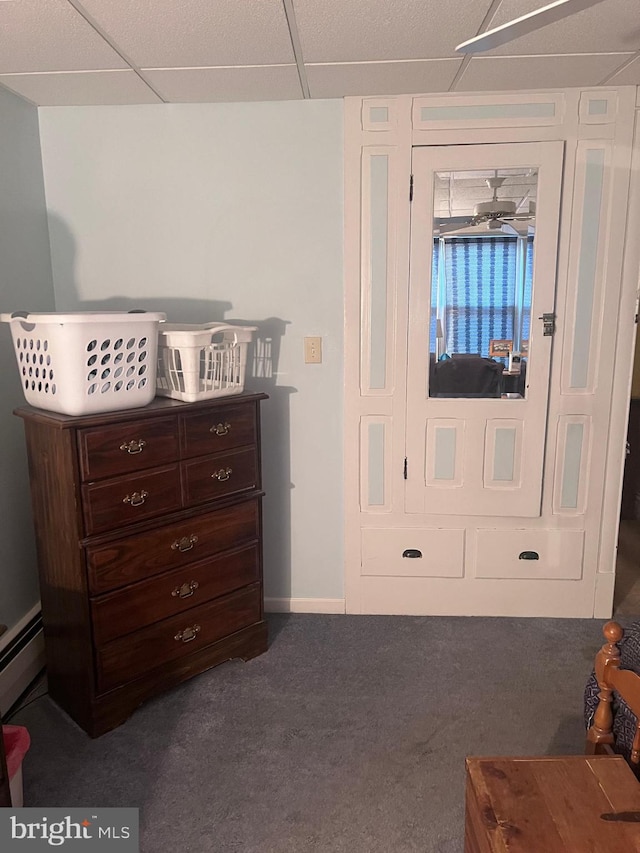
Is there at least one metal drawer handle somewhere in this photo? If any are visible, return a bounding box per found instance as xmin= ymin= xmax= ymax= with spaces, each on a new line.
xmin=519 ymin=551 xmax=539 ymax=560
xmin=119 ymin=439 xmax=146 ymax=454
xmin=403 ymin=549 xmax=423 ymax=559
xmin=175 ymin=624 xmax=201 ymax=643
xmin=171 ymin=580 xmax=199 ymax=599
xmin=211 ymin=467 xmax=233 ymax=482
xmin=122 ymin=490 xmax=148 ymax=507
xmin=210 ymin=422 xmax=231 ymax=436
xmin=171 ymin=534 xmax=198 ymax=553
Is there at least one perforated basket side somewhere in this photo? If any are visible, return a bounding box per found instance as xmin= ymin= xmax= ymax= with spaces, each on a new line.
xmin=5 ymin=317 xmax=161 ymax=415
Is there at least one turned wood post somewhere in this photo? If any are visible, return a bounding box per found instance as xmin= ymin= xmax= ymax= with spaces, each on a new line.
xmin=586 ymin=621 xmax=623 ymax=753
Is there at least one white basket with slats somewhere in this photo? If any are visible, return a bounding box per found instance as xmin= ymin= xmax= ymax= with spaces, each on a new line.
xmin=156 ymin=322 xmax=256 ymax=403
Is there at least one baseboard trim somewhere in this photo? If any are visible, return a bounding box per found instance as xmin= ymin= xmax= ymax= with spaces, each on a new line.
xmin=0 ymin=603 xmax=42 ymax=654
xmin=0 ymin=604 xmax=46 ymax=716
xmin=264 ymin=597 xmax=346 ymax=614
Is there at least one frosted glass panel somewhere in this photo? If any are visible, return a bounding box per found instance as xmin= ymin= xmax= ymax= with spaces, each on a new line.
xmin=367 ymin=422 xmax=385 ymax=506
xmin=493 ymin=428 xmax=516 ymax=481
xmin=369 ymin=155 xmax=388 ymax=390
xmin=570 ymin=149 xmax=605 ymax=389
xmin=588 ymin=99 xmax=608 ymax=116
xmin=561 ymin=423 xmax=584 ymax=508
xmin=421 ymin=103 xmax=555 ymax=122
xmin=434 ymin=428 xmax=457 ymax=480
xmin=369 ymin=107 xmax=389 ymax=123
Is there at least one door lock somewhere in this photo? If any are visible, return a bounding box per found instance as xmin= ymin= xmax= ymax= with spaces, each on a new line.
xmin=539 ymin=312 xmax=556 ymax=336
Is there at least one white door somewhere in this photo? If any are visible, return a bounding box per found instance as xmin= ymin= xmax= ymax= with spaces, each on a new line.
xmin=405 ymin=141 xmax=564 ymax=517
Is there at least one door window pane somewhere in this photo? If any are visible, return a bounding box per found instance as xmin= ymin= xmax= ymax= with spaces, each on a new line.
xmin=429 ymin=168 xmax=537 ymax=399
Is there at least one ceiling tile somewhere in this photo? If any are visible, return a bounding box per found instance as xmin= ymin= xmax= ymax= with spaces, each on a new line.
xmin=306 ymin=60 xmax=463 ymax=98
xmin=143 ymin=66 xmax=303 ymax=103
xmin=455 ymin=53 xmax=635 ymax=92
xmin=606 ymin=54 xmax=640 ymax=84
xmin=293 ymin=0 xmax=495 ymax=62
xmin=484 ymin=0 xmax=640 ymax=56
xmin=0 ymin=0 xmax=127 ymax=73
xmin=77 ymin=0 xmax=295 ymax=68
xmin=0 ymin=71 xmax=162 ymax=106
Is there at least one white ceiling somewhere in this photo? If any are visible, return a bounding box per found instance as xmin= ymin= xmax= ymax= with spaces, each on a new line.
xmin=0 ymin=0 xmax=639 ymax=107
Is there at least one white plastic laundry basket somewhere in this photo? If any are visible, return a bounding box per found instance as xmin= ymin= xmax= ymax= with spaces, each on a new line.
xmin=156 ymin=322 xmax=256 ymax=403
xmin=1 ymin=311 xmax=166 ymax=416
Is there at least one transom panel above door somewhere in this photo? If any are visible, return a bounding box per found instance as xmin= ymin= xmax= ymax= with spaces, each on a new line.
xmin=405 ymin=141 xmax=564 ymax=517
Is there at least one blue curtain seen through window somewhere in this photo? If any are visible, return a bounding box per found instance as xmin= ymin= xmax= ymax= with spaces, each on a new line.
xmin=430 ymin=236 xmax=534 ymax=358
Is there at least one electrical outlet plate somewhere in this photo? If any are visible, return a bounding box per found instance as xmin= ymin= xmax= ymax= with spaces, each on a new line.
xmin=304 ymin=336 xmax=322 ymax=364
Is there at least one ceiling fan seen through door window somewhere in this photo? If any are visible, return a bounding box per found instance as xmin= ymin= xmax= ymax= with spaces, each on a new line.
xmin=434 ymin=171 xmax=537 ymax=237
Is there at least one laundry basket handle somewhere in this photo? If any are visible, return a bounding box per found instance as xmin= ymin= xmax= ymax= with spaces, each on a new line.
xmin=0 ymin=312 xmax=36 ymax=331
xmin=201 ymin=323 xmax=245 ymax=332
xmin=202 ymin=323 xmax=258 ymax=343
xmin=199 ymin=323 xmax=242 ymax=344
xmin=0 ymin=311 xmax=30 ymax=322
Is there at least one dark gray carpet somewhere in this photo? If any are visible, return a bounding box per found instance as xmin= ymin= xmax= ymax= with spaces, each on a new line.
xmin=12 ymin=614 xmax=604 ymax=852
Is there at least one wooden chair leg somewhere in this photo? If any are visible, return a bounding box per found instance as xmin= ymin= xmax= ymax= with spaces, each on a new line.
xmin=586 ymin=621 xmax=623 ymax=754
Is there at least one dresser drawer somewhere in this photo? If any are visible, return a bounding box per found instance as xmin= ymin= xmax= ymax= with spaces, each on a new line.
xmin=475 ymin=528 xmax=584 ymax=579
xmin=91 ymin=544 xmax=260 ymax=645
xmin=96 ymin=583 xmax=261 ymax=692
xmin=180 ymin=403 xmax=257 ymax=459
xmin=78 ymin=416 xmax=178 ymax=481
xmin=183 ymin=448 xmax=258 ymax=506
xmin=86 ymin=500 xmax=261 ymax=593
xmin=82 ymin=464 xmax=182 ymax=535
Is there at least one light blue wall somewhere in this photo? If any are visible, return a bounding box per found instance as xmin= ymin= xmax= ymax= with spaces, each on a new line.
xmin=38 ymin=99 xmax=345 ymax=604
xmin=0 ymin=87 xmax=55 ymax=631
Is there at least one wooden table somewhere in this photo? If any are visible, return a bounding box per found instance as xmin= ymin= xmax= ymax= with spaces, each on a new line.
xmin=465 ymin=755 xmax=640 ymax=852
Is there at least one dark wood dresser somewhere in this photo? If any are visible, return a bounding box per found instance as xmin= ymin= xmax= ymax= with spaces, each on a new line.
xmin=15 ymin=393 xmax=268 ymax=737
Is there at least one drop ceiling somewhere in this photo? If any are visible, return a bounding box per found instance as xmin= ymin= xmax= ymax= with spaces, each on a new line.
xmin=0 ymin=0 xmax=638 ymax=107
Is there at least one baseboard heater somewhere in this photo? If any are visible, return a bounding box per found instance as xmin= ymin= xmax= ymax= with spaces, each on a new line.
xmin=0 ymin=609 xmax=46 ymax=717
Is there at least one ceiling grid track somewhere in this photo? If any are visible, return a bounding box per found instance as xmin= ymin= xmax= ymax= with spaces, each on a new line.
xmin=65 ymin=0 xmax=167 ymax=102
xmin=598 ymin=49 xmax=640 ymax=85
xmin=449 ymin=0 xmax=504 ymax=92
xmin=282 ymin=0 xmax=311 ymax=99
